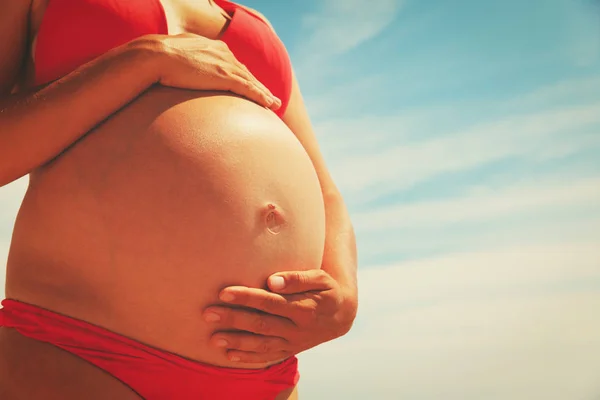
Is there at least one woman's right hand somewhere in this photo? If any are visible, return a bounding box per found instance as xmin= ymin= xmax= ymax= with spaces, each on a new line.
xmin=138 ymin=33 xmax=281 ymax=110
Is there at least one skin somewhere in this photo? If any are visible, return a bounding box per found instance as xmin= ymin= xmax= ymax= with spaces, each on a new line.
xmin=0 ymin=0 xmax=358 ymax=398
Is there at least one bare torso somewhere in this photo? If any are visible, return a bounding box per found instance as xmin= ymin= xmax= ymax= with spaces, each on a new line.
xmin=1 ymin=0 xmax=323 ymax=398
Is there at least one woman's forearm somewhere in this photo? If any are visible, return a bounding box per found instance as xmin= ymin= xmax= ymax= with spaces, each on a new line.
xmin=0 ymin=39 xmax=160 ymax=187
xmin=321 ymin=190 xmax=358 ymax=291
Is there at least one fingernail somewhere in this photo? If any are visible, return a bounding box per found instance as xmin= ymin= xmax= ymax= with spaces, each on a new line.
xmin=220 ymin=292 xmax=235 ymax=302
xmin=269 ymin=275 xmax=285 ymax=290
xmin=216 ymin=339 xmax=228 ymax=347
xmin=230 ymin=355 xmax=240 ymax=362
xmin=204 ymin=312 xmax=221 ymax=322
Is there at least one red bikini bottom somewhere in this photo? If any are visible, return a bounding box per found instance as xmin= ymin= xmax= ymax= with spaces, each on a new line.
xmin=0 ymin=299 xmax=299 ymax=400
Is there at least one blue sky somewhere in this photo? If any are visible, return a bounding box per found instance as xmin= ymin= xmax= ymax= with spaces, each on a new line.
xmin=1 ymin=0 xmax=599 ymax=399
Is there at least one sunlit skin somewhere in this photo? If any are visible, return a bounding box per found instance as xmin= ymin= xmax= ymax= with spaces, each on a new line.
xmin=0 ymin=0 xmax=357 ymax=398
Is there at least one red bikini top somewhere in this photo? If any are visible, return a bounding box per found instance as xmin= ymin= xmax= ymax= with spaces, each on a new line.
xmin=34 ymin=0 xmax=293 ymax=117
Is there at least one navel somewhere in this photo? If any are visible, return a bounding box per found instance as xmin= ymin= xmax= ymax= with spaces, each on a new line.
xmin=262 ymin=203 xmax=285 ymax=234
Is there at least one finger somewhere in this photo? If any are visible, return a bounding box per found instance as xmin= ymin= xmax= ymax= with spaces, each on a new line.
xmin=230 ymin=68 xmax=281 ymax=110
xmin=233 ymin=60 xmax=275 ymax=100
xmin=267 ymin=270 xmax=335 ymax=294
xmin=238 ymin=73 xmax=281 ymax=110
xmin=203 ymin=306 xmax=295 ymax=336
xmin=211 ymin=331 xmax=289 ymax=353
xmin=175 ymin=32 xmax=200 ymax=38
xmin=235 ymin=61 xmax=271 ymax=94
xmin=226 ymin=350 xmax=290 ymax=364
xmin=218 ymin=287 xmax=293 ymax=316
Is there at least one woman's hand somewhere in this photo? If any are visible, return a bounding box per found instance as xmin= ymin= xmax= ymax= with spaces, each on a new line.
xmin=203 ymin=270 xmax=358 ymax=364
xmin=135 ymin=33 xmax=281 ymax=110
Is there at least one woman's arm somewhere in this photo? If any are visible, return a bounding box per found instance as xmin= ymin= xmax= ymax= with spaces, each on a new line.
xmin=281 ymin=71 xmax=358 ymax=295
xmin=0 ymin=2 xmax=278 ymax=188
xmin=0 ymin=1 xmax=162 ymax=186
xmin=0 ymin=43 xmax=159 ymax=187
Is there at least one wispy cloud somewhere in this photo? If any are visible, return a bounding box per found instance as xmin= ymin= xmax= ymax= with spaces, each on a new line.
xmin=509 ymin=74 xmax=600 ymax=110
xmin=352 ymin=171 xmax=600 ymax=263
xmin=293 ymin=0 xmax=404 ymax=83
xmin=299 ymin=0 xmax=404 ymax=57
xmin=354 ymin=176 xmax=600 ymax=232
xmin=328 ymin=102 xmax=600 ymax=203
xmin=308 ymin=75 xmax=600 ymax=207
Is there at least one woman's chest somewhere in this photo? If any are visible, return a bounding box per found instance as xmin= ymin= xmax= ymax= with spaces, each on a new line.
xmin=29 ymin=0 xmax=229 ymax=39
xmin=19 ymin=0 xmax=230 ymax=89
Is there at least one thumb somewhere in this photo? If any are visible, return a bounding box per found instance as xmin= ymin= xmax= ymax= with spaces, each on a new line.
xmin=268 ymin=269 xmax=334 ymax=294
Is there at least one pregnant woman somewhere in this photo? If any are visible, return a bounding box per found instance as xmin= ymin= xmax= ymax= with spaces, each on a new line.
xmin=0 ymin=0 xmax=358 ymax=399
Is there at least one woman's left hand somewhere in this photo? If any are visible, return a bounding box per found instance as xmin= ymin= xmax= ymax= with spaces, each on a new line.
xmin=203 ymin=269 xmax=358 ymax=364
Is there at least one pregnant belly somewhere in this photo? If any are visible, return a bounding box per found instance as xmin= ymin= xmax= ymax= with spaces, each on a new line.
xmin=5 ymin=87 xmax=326 ymax=368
